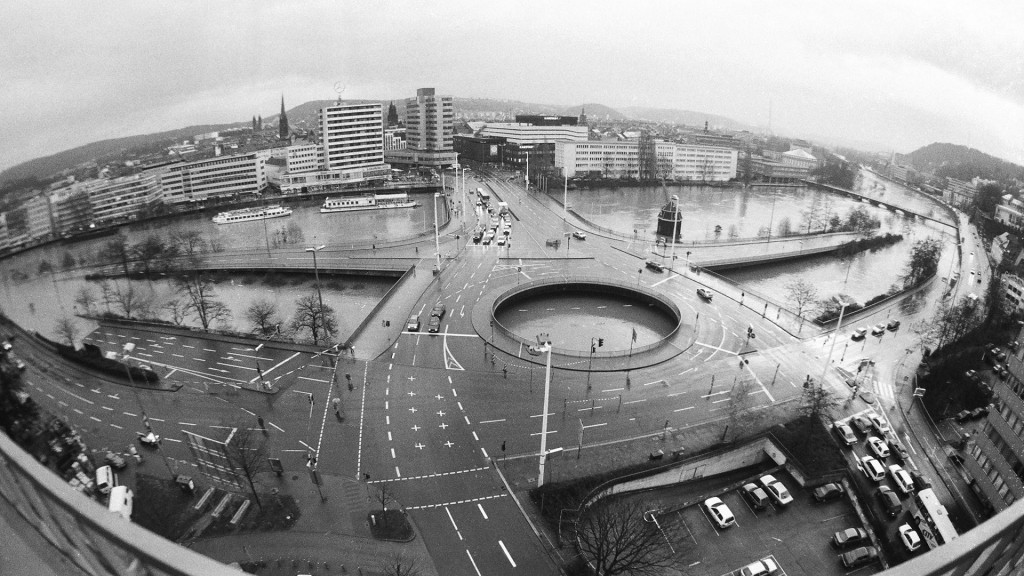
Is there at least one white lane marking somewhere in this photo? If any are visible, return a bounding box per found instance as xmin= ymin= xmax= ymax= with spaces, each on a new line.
xmin=466 ymin=550 xmax=482 ymax=576
xmin=248 ymin=351 xmax=300 ymax=384
xmin=498 ymin=540 xmax=517 ymax=567
xmin=89 ymin=416 xmax=101 ymax=422
xmin=583 ymin=422 xmax=607 ymax=429
xmin=123 ymin=411 xmax=137 ymax=417
xmin=109 ymin=423 xmax=123 ymax=430
xmin=298 ymin=376 xmax=330 ymax=383
xmin=478 ymin=503 xmax=489 ymax=520
xmin=445 ymin=506 xmax=463 ymax=541
xmin=479 ymin=418 xmax=506 ymax=424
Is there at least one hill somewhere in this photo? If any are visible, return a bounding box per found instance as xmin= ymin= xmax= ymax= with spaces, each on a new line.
xmin=904 ymin=142 xmax=1024 ymax=184
xmin=619 ymin=106 xmax=755 ymax=131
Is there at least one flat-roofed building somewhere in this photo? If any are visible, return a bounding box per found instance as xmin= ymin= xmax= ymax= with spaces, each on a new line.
xmin=159 ymin=152 xmax=267 ymax=205
xmin=995 ymin=195 xmax=1024 ymax=228
xmin=386 ymin=88 xmax=456 ymax=168
xmin=86 ymin=173 xmax=162 ymax=224
xmin=23 ymin=194 xmax=54 ymax=242
xmin=556 ymin=141 xmax=737 ymax=182
xmin=781 ymin=148 xmax=818 ymax=172
xmin=284 ymin=144 xmax=321 ymax=174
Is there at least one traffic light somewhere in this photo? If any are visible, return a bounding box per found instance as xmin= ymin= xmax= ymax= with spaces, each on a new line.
xmin=598 ymin=338 xmax=604 ymax=347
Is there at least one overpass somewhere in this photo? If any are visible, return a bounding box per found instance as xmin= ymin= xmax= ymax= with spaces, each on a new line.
xmin=802 ymin=180 xmax=957 ymax=229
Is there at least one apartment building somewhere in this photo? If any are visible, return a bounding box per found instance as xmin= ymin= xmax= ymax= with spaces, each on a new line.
xmin=86 ymin=172 xmax=162 ymax=224
xmin=556 ymin=140 xmax=737 ymax=181
xmin=159 ymin=152 xmax=267 ymax=205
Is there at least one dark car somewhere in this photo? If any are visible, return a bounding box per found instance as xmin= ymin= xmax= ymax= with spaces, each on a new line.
xmin=813 ymin=483 xmax=845 ymax=503
xmin=888 ymin=439 xmax=910 ymax=462
xmin=840 ymin=546 xmax=879 ymax=569
xmin=832 ymin=527 xmax=869 ymax=548
xmin=103 ymin=451 xmax=127 ymax=470
xmin=877 ymin=486 xmax=903 ymax=518
xmin=851 ymin=414 xmax=873 ymax=435
xmin=741 ymin=483 xmax=770 ymax=510
xmin=430 ymin=302 xmax=446 ymax=320
xmin=910 ymin=470 xmax=932 ymax=492
xmin=887 ymin=319 xmax=901 ymax=331
xmin=644 ymin=260 xmax=665 ymax=272
xmin=427 ymin=316 xmax=442 ymax=333
xmin=955 ymin=410 xmax=973 ymax=423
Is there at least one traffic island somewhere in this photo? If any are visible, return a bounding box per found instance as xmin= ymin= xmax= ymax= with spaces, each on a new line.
xmin=367 ymin=509 xmax=414 ymax=541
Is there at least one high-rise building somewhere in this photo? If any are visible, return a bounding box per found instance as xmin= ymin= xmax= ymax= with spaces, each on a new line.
xmin=280 ymin=101 xmax=391 ymax=194
xmin=385 ymin=88 xmax=457 ymax=167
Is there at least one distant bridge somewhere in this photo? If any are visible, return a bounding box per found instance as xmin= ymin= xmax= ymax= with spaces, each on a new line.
xmin=802 ymin=180 xmax=957 ymax=229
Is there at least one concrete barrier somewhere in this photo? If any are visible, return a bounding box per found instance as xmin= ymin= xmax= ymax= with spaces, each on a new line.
xmin=194 ymin=487 xmax=215 ymax=511
xmin=229 ymin=500 xmax=250 ymax=526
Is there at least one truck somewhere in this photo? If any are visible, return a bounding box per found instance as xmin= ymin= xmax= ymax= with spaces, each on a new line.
xmin=497 ymin=201 xmax=509 ymax=216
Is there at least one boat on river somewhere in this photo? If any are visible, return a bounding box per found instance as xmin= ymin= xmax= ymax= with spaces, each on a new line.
xmin=212 ymin=205 xmax=293 ymax=224
xmin=321 ymin=193 xmax=418 ymax=213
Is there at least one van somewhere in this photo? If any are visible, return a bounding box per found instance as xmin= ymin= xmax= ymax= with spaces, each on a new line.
xmin=108 ymin=485 xmax=133 ymax=520
xmin=95 ymin=465 xmax=115 ymax=495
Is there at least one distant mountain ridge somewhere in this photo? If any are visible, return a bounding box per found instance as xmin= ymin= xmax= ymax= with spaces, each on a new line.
xmin=904 ymin=142 xmax=1024 ymax=184
xmin=0 ymin=97 xmax=751 ymax=189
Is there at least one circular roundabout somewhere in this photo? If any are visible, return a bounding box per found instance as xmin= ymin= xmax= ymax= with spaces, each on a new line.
xmin=474 ymin=276 xmax=694 ymax=371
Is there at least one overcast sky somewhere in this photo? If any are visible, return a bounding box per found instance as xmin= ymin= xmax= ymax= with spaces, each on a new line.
xmin=3 ymin=0 xmax=1022 ymax=172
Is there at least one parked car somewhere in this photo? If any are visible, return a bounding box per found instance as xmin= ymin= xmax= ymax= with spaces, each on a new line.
xmin=696 ymin=288 xmax=714 ymax=301
xmin=406 ymin=316 xmax=420 ymax=332
xmin=899 ymin=523 xmax=922 ymax=552
xmin=859 ymin=456 xmax=886 ymax=482
xmin=834 ymin=423 xmax=857 ymax=446
xmin=103 ymin=451 xmax=127 ymax=470
xmin=887 ymin=319 xmax=901 ymax=331
xmin=95 ymin=465 xmax=115 ymax=495
xmin=851 ymin=327 xmax=868 ymax=340
xmin=644 ymin=260 xmax=665 ymax=272
xmin=877 ymin=486 xmax=903 ymax=518
xmin=889 ymin=464 xmax=914 ymax=495
xmin=887 ymin=438 xmax=910 ymax=463
xmin=703 ymin=497 xmax=736 ymax=529
xmin=812 ymin=483 xmax=845 ymax=503
xmin=867 ymin=413 xmax=890 ymax=434
xmin=840 ymin=546 xmax=879 ymax=569
xmin=832 ymin=527 xmax=869 ymax=548
xmin=867 ymin=436 xmax=890 ymax=459
xmin=741 ymin=483 xmax=770 ymax=510
xmin=851 ymin=415 xmax=873 ymax=435
xmin=965 ymin=369 xmax=980 ymax=382
xmin=138 ymin=432 xmax=160 ymax=447
xmin=739 ymin=558 xmax=779 ymax=576
xmin=572 ymin=230 xmax=586 ymax=240
xmin=759 ymin=474 xmax=793 ymax=506
xmin=430 ymin=302 xmax=446 ymax=319
xmin=871 ymin=324 xmax=886 ymax=336
xmin=955 ymin=409 xmax=973 ymax=423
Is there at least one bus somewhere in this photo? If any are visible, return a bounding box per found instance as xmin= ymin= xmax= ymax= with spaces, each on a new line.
xmin=477 ymin=188 xmax=491 ymax=204
xmin=910 ymin=488 xmax=958 ymax=550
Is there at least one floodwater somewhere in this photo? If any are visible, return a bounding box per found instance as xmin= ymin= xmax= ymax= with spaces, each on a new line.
xmin=495 ymin=292 xmax=677 ymax=351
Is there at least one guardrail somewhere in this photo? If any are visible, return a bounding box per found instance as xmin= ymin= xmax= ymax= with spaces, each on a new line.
xmin=490 ymin=275 xmax=682 ymax=358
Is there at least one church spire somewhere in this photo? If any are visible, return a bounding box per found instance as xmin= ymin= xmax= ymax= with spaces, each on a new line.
xmin=279 ymin=95 xmax=289 ymax=140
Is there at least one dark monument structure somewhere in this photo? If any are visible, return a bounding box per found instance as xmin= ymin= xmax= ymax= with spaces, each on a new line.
xmin=656 ymin=194 xmax=683 ymax=240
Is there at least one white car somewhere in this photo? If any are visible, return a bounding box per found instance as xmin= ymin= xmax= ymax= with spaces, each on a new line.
xmin=759 ymin=474 xmax=793 ymax=506
xmin=867 ymin=413 xmax=890 ymax=434
xmin=867 ymin=436 xmax=890 ymax=459
xmin=703 ymin=497 xmax=735 ymax=528
xmin=851 ymin=327 xmax=868 ymax=340
xmin=572 ymin=230 xmax=586 ymax=240
xmin=859 ymin=456 xmax=886 ymax=482
xmin=871 ymin=324 xmax=886 ymax=336
xmin=889 ymin=464 xmax=914 ymax=495
xmin=739 ymin=558 xmax=779 ymax=576
xmin=899 ymin=523 xmax=922 ymax=552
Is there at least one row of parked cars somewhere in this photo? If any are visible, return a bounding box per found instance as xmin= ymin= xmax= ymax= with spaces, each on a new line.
xmin=702 ymin=474 xmax=794 ymax=530
xmin=851 ymin=320 xmax=900 ymax=340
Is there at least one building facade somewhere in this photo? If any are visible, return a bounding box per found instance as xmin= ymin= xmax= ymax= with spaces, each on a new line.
xmin=158 ymin=152 xmax=267 ymax=205
xmin=284 ymin=144 xmax=321 ymax=174
xmin=319 ymin=102 xmax=384 ymax=172
xmin=994 ymin=196 xmax=1024 ymax=228
xmin=999 ymin=274 xmax=1024 ymax=317
xmin=86 ymin=173 xmax=162 ymax=224
xmin=555 ymin=141 xmax=737 ymax=182
xmin=385 ymin=88 xmax=456 ymax=168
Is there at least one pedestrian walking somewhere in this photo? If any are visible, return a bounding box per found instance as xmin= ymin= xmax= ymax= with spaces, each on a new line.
xmin=257 ymin=416 xmax=266 ymax=432
xmin=416 ymin=246 xmax=419 ymax=254
xmin=503 ymin=365 xmax=508 ymax=378
xmin=332 ymin=397 xmax=340 ymax=415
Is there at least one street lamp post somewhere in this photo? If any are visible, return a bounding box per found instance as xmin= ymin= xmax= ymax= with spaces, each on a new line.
xmin=766 ymin=191 xmax=778 ymax=250
xmin=537 ymin=335 xmax=554 ymax=488
xmin=563 ymin=174 xmax=568 ymax=222
xmin=305 ymin=245 xmax=326 ymax=316
xmin=820 ymin=296 xmax=850 ymax=386
xmin=433 ymin=193 xmax=442 ymax=269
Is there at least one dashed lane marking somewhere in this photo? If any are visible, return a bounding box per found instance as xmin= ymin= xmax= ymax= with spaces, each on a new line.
xmin=404 ymin=493 xmax=508 ymax=510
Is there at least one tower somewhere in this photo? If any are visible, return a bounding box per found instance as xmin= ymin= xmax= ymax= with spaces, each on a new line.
xmin=279 ymin=96 xmax=289 ymax=140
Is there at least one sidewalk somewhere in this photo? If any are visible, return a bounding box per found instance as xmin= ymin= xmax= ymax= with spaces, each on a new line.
xmin=189 ymin=472 xmax=439 ymax=575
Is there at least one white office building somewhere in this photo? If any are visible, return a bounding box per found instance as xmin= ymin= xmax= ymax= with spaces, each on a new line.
xmin=386 ymin=88 xmax=457 ymax=167
xmin=86 ymin=173 xmax=163 ymax=224
xmin=556 ymin=141 xmax=737 ymax=181
xmin=159 ymin=152 xmax=267 ymax=205
xmin=477 ymin=123 xmax=588 ymax=145
xmin=284 ymin=144 xmax=321 ymax=174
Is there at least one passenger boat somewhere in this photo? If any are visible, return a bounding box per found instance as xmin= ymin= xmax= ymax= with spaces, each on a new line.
xmin=320 ymin=193 xmax=418 ymax=213
xmin=212 ymin=205 xmax=293 ymax=224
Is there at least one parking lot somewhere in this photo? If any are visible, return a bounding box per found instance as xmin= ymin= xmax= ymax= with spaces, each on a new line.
xmin=627 ymin=468 xmax=883 ymax=576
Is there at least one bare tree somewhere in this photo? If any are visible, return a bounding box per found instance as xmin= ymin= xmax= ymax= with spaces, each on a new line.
xmin=176 ymin=273 xmax=231 ymax=330
xmin=54 ymin=317 xmax=79 ymax=346
xmin=131 ymin=235 xmax=166 ymax=276
xmin=380 ymin=552 xmax=421 ymax=576
xmin=726 ymin=376 xmax=762 ymax=441
xmin=61 ymin=251 xmax=76 ymax=270
xmin=108 ymin=279 xmax=152 ymax=320
xmin=575 ymin=498 xmax=678 ymax=576
xmin=933 ymin=299 xmax=982 ymax=350
xmin=224 ymin=424 xmax=270 ymax=512
xmin=74 ymin=286 xmax=96 ymax=315
xmin=97 ymin=279 xmax=115 ymax=314
xmin=163 ymin=298 xmax=188 ymax=326
xmin=373 ymin=481 xmax=397 ymax=525
xmin=245 ymin=299 xmax=280 ymax=336
xmin=102 ymin=234 xmax=132 ymax=278
xmin=785 ymin=278 xmax=819 ymax=318
xmin=290 ymin=294 xmax=338 ymax=346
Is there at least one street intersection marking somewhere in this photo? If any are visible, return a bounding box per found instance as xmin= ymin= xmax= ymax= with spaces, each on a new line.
xmin=443 ymin=331 xmax=465 ymax=371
